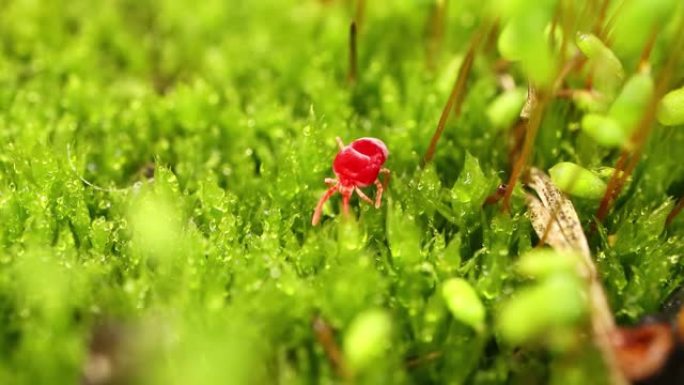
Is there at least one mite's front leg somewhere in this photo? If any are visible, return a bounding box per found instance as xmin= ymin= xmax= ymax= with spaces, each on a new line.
xmin=379 ymin=168 xmax=391 ymax=187
xmin=312 ymin=184 xmax=338 ymax=226
xmin=374 ymin=179 xmax=384 ymax=208
xmin=355 ymin=187 xmax=374 ymax=206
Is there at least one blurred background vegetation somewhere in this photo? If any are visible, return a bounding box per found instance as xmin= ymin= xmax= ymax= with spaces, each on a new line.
xmin=0 ymin=0 xmax=683 ymax=384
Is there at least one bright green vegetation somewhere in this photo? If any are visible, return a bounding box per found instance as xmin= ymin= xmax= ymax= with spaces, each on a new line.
xmin=1 ymin=1 xmax=684 ymax=384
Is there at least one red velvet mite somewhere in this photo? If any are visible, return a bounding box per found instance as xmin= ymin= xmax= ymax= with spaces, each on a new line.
xmin=312 ymin=137 xmax=390 ymax=225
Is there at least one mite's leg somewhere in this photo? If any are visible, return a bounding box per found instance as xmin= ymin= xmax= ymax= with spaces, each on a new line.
xmin=342 ymin=193 xmax=351 ymax=217
xmin=379 ymin=168 xmax=391 ymax=187
xmin=325 ymin=178 xmax=337 ymax=186
xmin=355 ymin=187 xmax=374 ymax=206
xmin=336 ymin=137 xmax=345 ymax=150
xmin=374 ymin=179 xmax=384 ymax=208
xmin=312 ymin=184 xmax=338 ymax=226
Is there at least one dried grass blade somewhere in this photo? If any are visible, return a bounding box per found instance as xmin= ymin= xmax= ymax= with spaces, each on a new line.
xmin=525 ymin=168 xmax=627 ymax=385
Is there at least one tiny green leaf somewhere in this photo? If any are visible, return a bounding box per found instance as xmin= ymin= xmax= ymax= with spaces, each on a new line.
xmin=344 ymin=309 xmax=393 ymax=371
xmin=612 ymin=0 xmax=679 ymax=57
xmin=441 ymin=278 xmax=486 ymax=333
xmin=576 ymin=33 xmax=624 ymax=97
xmin=581 ymin=113 xmax=628 ymax=147
xmin=497 ymin=13 xmax=556 ymax=86
xmin=549 ymin=162 xmax=607 ymax=200
xmin=657 ymin=86 xmax=684 ymax=126
xmin=486 ymin=87 xmax=527 ymax=130
xmin=386 ymin=201 xmax=422 ymax=267
xmin=497 ymin=20 xmax=524 ymax=61
xmin=576 ymin=33 xmax=624 ymax=80
xmin=572 ymin=90 xmax=609 ymax=113
xmin=517 ymin=249 xmax=579 ymax=278
xmin=498 ymin=273 xmax=586 ymax=345
xmin=609 ymin=72 xmax=654 ymax=132
xmin=452 ymin=152 xmax=492 ymax=207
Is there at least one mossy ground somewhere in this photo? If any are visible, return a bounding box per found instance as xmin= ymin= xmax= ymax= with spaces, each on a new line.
xmin=1 ymin=1 xmax=683 ymax=384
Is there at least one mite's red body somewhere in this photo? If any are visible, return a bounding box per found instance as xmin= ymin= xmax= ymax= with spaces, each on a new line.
xmin=312 ymin=137 xmax=390 ymax=225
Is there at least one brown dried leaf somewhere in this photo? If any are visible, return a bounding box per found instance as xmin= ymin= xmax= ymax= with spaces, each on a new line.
xmin=525 ymin=167 xmax=628 ymax=385
xmin=526 ymin=168 xmax=591 ymax=260
xmin=520 ymin=84 xmax=537 ymax=120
